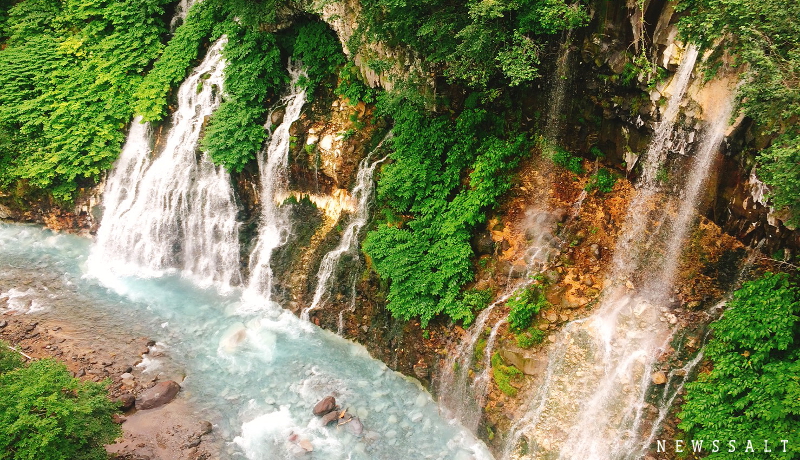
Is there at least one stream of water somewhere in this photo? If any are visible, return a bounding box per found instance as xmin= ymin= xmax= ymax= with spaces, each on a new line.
xmin=89 ymin=38 xmax=242 ymax=293
xmin=302 ymin=134 xmax=391 ymax=321
xmin=2 ymin=223 xmax=494 ymax=460
xmin=502 ymin=47 xmax=732 ymax=460
xmin=246 ymin=65 xmax=308 ymax=305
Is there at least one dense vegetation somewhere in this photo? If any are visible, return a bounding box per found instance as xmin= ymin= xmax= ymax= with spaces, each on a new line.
xmin=677 ymin=0 xmax=800 ymax=226
xmin=356 ymin=0 xmax=589 ymax=88
xmin=678 ymin=273 xmax=800 ymax=458
xmin=0 ymin=0 xmax=347 ymax=198
xmin=363 ymin=94 xmax=527 ymax=326
xmin=0 ymin=343 xmax=120 ymax=459
xmin=0 ymin=0 xmax=172 ymax=200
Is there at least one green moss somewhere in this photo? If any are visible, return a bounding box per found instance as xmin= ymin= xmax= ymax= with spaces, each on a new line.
xmin=491 ymin=352 xmax=522 ymax=396
xmin=515 ymin=327 xmax=546 ymax=348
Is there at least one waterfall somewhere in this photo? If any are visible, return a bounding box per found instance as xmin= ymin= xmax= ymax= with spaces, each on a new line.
xmin=637 ymin=45 xmax=699 ymax=187
xmin=169 ymin=0 xmax=197 ymax=31
xmin=502 ymin=50 xmax=733 ymax=460
xmin=612 ymin=45 xmax=699 ymax=282
xmin=301 ymin=134 xmax=391 ymax=321
xmin=543 ymin=29 xmax=574 ymax=150
xmin=90 ymin=38 xmax=242 ymax=292
xmin=438 ymin=196 xmax=585 ymax=431
xmin=245 ymin=65 xmax=307 ymax=304
xmin=438 ymin=291 xmax=517 ymax=431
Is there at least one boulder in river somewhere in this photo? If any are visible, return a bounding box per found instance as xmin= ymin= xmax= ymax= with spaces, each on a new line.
xmin=313 ymin=395 xmax=337 ymax=416
xmin=321 ymin=410 xmax=342 ymax=426
xmin=136 ymin=380 xmax=180 ymax=410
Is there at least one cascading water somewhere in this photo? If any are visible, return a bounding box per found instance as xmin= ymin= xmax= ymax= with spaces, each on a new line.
xmin=438 ymin=201 xmax=581 ymax=431
xmin=612 ymin=45 xmax=699 ymax=279
xmin=245 ymin=65 xmax=307 ymax=305
xmin=169 ymin=0 xmax=196 ymax=31
xmin=637 ymin=46 xmax=699 ymax=186
xmin=502 ymin=47 xmax=733 ymax=460
xmin=89 ymin=38 xmax=242 ymax=292
xmin=543 ymin=29 xmax=574 ymax=150
xmin=301 ymin=134 xmax=391 ymax=321
xmin=438 ymin=291 xmax=519 ymax=431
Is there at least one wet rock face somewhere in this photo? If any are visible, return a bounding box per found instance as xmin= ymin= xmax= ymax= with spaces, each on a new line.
xmin=136 ymin=380 xmax=181 ymax=410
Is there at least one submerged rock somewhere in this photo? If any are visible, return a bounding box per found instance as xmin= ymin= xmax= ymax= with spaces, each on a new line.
xmin=136 ymin=380 xmax=180 ymax=410
xmin=321 ymin=410 xmax=341 ymax=426
xmin=346 ymin=416 xmax=364 ymax=435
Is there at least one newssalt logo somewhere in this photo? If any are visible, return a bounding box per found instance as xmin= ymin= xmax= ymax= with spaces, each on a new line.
xmin=656 ymin=439 xmax=791 ymax=454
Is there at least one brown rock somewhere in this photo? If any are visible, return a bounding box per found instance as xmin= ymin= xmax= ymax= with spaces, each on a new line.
xmin=197 ymin=420 xmax=213 ymax=436
xmin=116 ymin=393 xmax=136 ymax=411
xmin=413 ymin=360 xmax=429 ymax=379
xmin=136 ymin=380 xmax=180 ymax=410
xmin=320 ymin=410 xmax=341 ymax=426
xmin=651 ymin=371 xmax=667 ymax=385
xmin=313 ymin=396 xmax=337 ymax=416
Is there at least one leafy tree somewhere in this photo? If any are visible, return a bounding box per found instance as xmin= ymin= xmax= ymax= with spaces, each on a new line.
xmin=678 ymin=273 xmax=800 ymax=459
xmin=0 ymin=343 xmax=121 ymax=460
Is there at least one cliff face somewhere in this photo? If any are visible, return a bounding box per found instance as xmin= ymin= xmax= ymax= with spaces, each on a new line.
xmin=0 ymin=0 xmax=796 ymax=455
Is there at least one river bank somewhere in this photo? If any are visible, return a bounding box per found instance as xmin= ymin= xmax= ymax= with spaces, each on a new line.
xmin=0 ymin=304 xmax=220 ymax=459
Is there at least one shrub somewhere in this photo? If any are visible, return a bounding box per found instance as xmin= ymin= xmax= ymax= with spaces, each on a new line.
xmin=515 ymin=328 xmax=547 ymax=348
xmin=678 ymin=273 xmax=800 ymax=459
xmin=0 ymin=343 xmax=121 ymax=460
xmin=550 ymin=146 xmax=584 ymax=174
xmin=585 ymin=168 xmax=617 ymax=193
xmin=363 ymin=98 xmax=526 ymax=326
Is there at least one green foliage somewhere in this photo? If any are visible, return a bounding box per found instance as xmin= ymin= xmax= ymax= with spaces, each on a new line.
xmin=589 ymin=146 xmax=605 ymax=159
xmin=363 ymin=97 xmax=526 ymax=326
xmin=491 ymin=352 xmax=522 ymax=396
xmin=757 ymin=133 xmax=800 ymax=227
xmin=678 ymin=273 xmax=800 ymax=458
xmin=454 ymin=288 xmax=493 ymax=326
xmin=506 ymin=284 xmax=548 ymax=332
xmin=585 ymin=167 xmax=616 ymax=193
xmin=357 ymin=0 xmax=589 ymax=88
xmin=133 ymin=0 xmax=222 ymax=122
xmin=677 ymin=0 xmax=800 ymax=225
xmin=0 ymin=344 xmax=24 ymax=375
xmin=336 ymin=63 xmax=376 ymax=105
xmin=287 ymin=22 xmax=347 ymax=96
xmin=0 ymin=0 xmax=173 ymax=200
xmin=201 ymin=27 xmax=285 ymax=172
xmin=0 ymin=349 xmax=121 ymax=459
xmin=548 ymin=144 xmax=584 ymax=174
xmin=515 ymin=327 xmax=546 ymax=348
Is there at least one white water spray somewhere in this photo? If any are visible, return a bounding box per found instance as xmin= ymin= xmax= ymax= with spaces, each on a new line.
xmin=503 ymin=50 xmax=733 ymax=460
xmin=301 ymin=134 xmax=391 ymax=321
xmin=245 ymin=65 xmax=307 ymax=304
xmin=90 ymin=38 xmax=242 ymax=292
